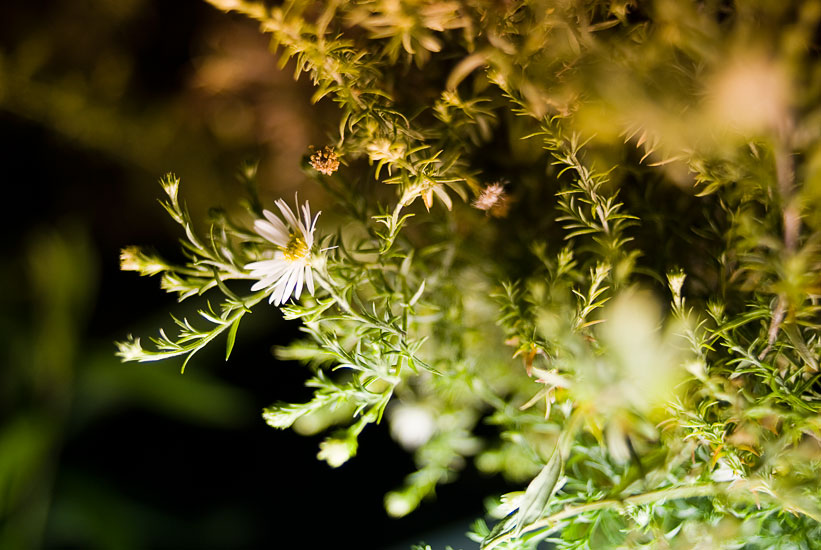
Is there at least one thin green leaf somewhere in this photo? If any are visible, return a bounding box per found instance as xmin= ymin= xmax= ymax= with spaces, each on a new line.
xmin=514 ymin=446 xmax=564 ymax=536
xmin=225 ymin=314 xmax=242 ymax=361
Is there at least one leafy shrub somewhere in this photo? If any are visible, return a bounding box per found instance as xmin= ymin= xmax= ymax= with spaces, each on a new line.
xmin=119 ymin=1 xmax=821 ymax=547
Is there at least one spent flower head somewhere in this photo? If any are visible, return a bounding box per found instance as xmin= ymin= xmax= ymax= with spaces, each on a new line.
xmin=473 ymin=182 xmax=510 ymax=217
xmin=245 ymin=196 xmax=320 ymax=306
xmin=309 ymin=145 xmax=340 ymax=176
xmin=119 ymin=246 xmax=167 ymax=276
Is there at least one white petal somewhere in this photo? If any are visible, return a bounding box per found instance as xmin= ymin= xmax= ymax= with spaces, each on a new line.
xmin=270 ymin=270 xmax=286 ymax=286
xmin=255 ymin=219 xmax=288 ymax=246
xmin=305 ymin=266 xmax=315 ymax=295
xmin=251 ymin=279 xmax=270 ymax=292
xmin=246 ymin=259 xmax=290 ymax=280
xmin=249 ymin=273 xmax=279 ymax=288
xmin=251 ymin=270 xmax=290 ymax=292
xmin=294 ymin=201 xmax=311 ymax=242
xmin=251 ymin=271 xmax=287 ymax=291
xmin=273 ymin=268 xmax=293 ymax=288
xmin=304 ymin=211 xmax=320 ymax=248
xmin=251 ymin=262 xmax=294 ymax=294
xmin=294 ymin=267 xmax=304 ymax=300
xmin=276 ymin=198 xmax=300 ymax=229
xmin=271 ymin=275 xmax=290 ymax=306
xmin=245 ymin=258 xmax=282 ymax=271
xmin=282 ymin=264 xmax=301 ymax=304
xmin=262 ymin=210 xmax=290 ymax=234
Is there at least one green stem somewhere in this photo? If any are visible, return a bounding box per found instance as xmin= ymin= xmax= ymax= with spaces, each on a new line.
xmin=313 ymin=268 xmax=405 ymax=338
xmin=123 ymin=291 xmax=266 ymax=367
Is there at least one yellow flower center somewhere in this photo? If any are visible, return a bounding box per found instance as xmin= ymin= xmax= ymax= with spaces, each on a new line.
xmin=282 ymin=233 xmax=309 ymax=261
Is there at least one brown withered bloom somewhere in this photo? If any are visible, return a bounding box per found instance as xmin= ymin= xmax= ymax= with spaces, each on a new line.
xmin=472 ymin=182 xmax=510 ymax=217
xmin=309 ymin=145 xmax=340 ymax=176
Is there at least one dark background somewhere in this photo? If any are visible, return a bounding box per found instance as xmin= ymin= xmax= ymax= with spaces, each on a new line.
xmin=0 ymin=1 xmax=506 ymax=548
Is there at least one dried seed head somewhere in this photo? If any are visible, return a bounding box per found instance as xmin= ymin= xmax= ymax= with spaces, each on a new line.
xmin=119 ymin=246 xmax=143 ymax=272
xmin=119 ymin=246 xmax=167 ymax=276
xmin=309 ymin=146 xmax=340 ymax=176
xmin=473 ymin=182 xmax=510 ymax=217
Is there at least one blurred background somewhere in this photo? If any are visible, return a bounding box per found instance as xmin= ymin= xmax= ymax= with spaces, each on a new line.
xmin=0 ymin=1 xmax=504 ymax=547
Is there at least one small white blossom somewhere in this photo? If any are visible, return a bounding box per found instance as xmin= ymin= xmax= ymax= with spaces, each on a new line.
xmin=384 ymin=491 xmax=415 ymax=518
xmin=246 ymin=197 xmax=320 ymax=306
xmin=631 ymin=506 xmax=651 ymax=527
xmin=711 ymin=459 xmax=743 ymax=483
xmin=317 ymin=437 xmax=356 ymax=468
xmin=389 ymin=404 xmax=436 ymax=450
xmin=366 ymin=138 xmax=405 ymax=165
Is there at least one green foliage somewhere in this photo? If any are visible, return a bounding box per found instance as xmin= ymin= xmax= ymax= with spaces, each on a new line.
xmin=121 ymin=0 xmax=821 ymax=547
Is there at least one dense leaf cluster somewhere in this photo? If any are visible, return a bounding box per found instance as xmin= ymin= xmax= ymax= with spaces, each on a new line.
xmin=120 ymin=1 xmax=821 ymax=547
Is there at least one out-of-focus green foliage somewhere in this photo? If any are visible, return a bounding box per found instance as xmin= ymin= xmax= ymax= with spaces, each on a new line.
xmin=0 ymin=225 xmax=254 ymax=549
xmin=120 ymin=0 xmax=821 ymax=548
xmin=0 ymin=2 xmax=287 ymax=546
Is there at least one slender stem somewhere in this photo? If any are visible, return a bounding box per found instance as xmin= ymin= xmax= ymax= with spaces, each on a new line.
xmin=313 ymin=269 xmax=404 ymax=338
xmin=775 ymin=142 xmax=798 ymax=253
xmin=124 ymin=291 xmax=267 ymax=365
xmin=760 ymin=137 xmax=797 ymax=358
xmin=569 ymin=151 xmax=611 ymax=236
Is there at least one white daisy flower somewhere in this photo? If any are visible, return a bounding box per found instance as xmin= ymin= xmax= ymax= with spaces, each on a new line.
xmin=245 ymin=197 xmax=320 ymax=306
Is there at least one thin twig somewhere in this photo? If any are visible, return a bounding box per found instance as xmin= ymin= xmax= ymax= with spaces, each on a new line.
xmin=760 ymin=137 xmax=797 ymax=359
